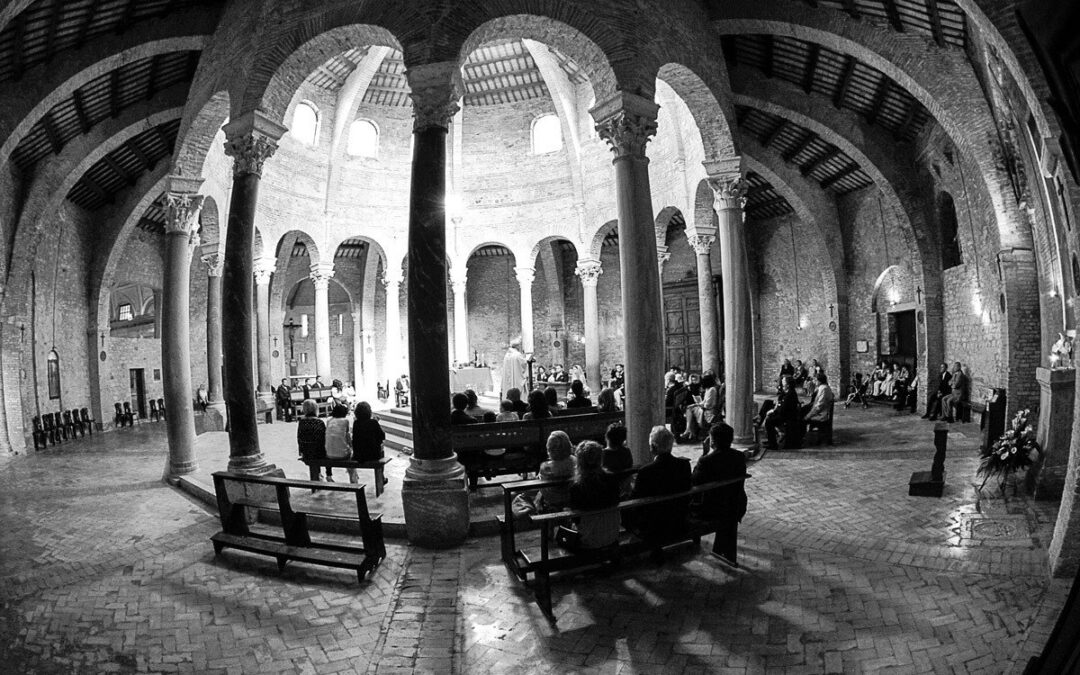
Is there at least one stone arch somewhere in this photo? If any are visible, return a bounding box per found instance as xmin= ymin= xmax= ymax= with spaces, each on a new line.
xmin=656 ymin=62 xmax=738 ymax=164
xmin=331 ymin=234 xmax=389 ymax=272
xmin=455 ymin=13 xmax=621 ymax=105
xmin=273 ymin=230 xmax=321 ymax=269
xmin=528 ymin=236 xmax=576 ymax=264
xmin=174 ymin=90 xmax=230 ymax=178
xmin=692 ymin=180 xmax=718 ymax=234
xmin=199 ymin=197 xmax=221 ymax=249
xmin=655 ymin=206 xmax=683 ymax=244
xmin=871 ymin=265 xmax=907 ymax=315
xmin=284 ymin=276 xmax=355 ymax=311
xmin=468 ymin=241 xmax=519 ymax=265
xmin=588 ymin=219 xmax=619 ymax=259
xmin=238 ymin=22 xmax=403 ymax=124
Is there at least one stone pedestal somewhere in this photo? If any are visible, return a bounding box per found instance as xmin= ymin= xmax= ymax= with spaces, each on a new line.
xmin=401 ymin=455 xmax=470 ymax=548
xmin=1034 ymin=367 xmax=1075 ymax=500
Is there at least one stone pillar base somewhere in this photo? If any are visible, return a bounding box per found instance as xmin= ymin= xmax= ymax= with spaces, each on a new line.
xmin=401 ymin=455 xmax=469 ymax=548
xmin=164 ymin=459 xmax=199 ymax=483
xmin=226 ymin=454 xmax=283 ymax=477
xmin=202 ymin=404 xmax=226 ymax=432
xmin=257 ymin=391 xmax=275 ymax=407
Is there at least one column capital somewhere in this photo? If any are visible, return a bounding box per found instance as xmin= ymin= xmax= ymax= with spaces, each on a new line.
xmin=405 ymin=62 xmax=463 ymax=132
xmin=451 ymin=278 xmax=468 ymax=296
xmin=591 ymin=92 xmax=659 ymax=159
xmin=309 ymin=262 xmax=335 ymax=290
xmin=201 ymin=252 xmax=225 ymax=277
xmin=223 ymin=110 xmax=286 ymax=178
xmin=688 ymin=232 xmax=716 ymax=256
xmin=575 ymin=258 xmax=603 ymax=287
xmin=709 ymin=175 xmax=749 ymax=211
xmin=254 ymin=258 xmax=275 ymax=286
xmin=163 ymin=175 xmax=205 ymax=245
xmin=383 ymin=269 xmax=403 ymax=289
xmin=657 ymin=245 xmax=672 ymax=269
xmin=514 ymin=266 xmax=535 ymax=287
xmin=449 ymin=262 xmax=469 ymax=287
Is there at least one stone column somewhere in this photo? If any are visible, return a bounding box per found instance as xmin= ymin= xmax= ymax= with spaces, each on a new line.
xmin=689 ymin=232 xmax=720 ymax=375
xmin=593 ymin=93 xmax=665 ymax=464
xmin=451 ymin=264 xmax=469 ymax=364
xmin=575 ymin=258 xmax=603 ymax=389
xmin=351 ymin=312 xmax=363 ymax=390
xmin=310 ymin=262 xmax=335 ymax=383
xmin=161 ymin=175 xmax=203 ymax=480
xmin=254 ymin=258 xmax=274 ymax=406
xmin=710 ymin=172 xmax=754 ymax=447
xmin=383 ymin=270 xmax=403 ymax=383
xmin=222 ymin=110 xmax=285 ymax=474
xmin=201 ymin=252 xmax=226 ymax=418
xmin=514 ymin=266 xmax=535 ymax=355
xmin=401 ymin=62 xmax=468 ymax=548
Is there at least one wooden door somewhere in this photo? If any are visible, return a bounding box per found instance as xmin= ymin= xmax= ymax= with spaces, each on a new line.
xmin=663 ymin=281 xmax=701 ymax=372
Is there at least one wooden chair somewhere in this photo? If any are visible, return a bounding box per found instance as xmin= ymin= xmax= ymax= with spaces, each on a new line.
xmin=81 ymin=408 xmax=94 ymax=435
xmin=157 ymin=398 xmax=166 ymax=420
xmin=31 ymin=416 xmax=48 ymax=450
xmin=43 ymin=413 xmax=61 ymax=444
xmin=149 ymin=399 xmax=160 ymax=422
xmin=123 ymin=401 xmax=136 ymax=425
xmin=61 ymin=410 xmax=77 ymax=439
xmin=69 ymin=409 xmax=85 ymax=438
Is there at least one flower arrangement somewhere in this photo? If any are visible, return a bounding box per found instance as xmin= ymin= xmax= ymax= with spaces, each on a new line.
xmin=977 ymin=408 xmax=1040 ymax=483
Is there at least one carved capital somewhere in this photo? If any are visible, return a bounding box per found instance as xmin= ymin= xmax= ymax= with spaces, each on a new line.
xmin=309 ymin=262 xmax=334 ymax=291
xmin=709 ymin=176 xmax=748 ymax=211
xmin=222 ymin=111 xmax=286 ymax=178
xmin=575 ymin=259 xmax=603 ymax=287
xmin=452 ymin=279 xmax=468 ymax=296
xmin=592 ymin=92 xmax=659 ymax=159
xmin=382 ymin=270 xmax=403 ymax=290
xmin=406 ymin=62 xmax=463 ymax=132
xmin=201 ymin=253 xmax=225 ymax=277
xmin=689 ymin=233 xmax=716 ymax=256
xmin=514 ymin=266 xmax=535 ymax=287
xmin=657 ymin=245 xmax=672 ymax=270
xmin=164 ymin=190 xmax=205 ymax=247
xmin=254 ymin=259 xmax=275 ymax=286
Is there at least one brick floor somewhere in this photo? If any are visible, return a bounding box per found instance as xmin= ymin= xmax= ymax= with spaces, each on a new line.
xmin=0 ymin=409 xmax=1071 ymax=673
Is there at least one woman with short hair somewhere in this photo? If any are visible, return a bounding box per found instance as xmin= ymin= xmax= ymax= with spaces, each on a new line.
xmin=296 ymin=399 xmax=327 ymax=486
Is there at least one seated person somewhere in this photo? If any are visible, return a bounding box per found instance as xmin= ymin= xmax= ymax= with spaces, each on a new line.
xmin=296 ymin=399 xmax=327 ymax=487
xmin=543 ymin=386 xmax=565 ymax=411
xmin=609 ymin=364 xmax=625 ymax=391
xmin=522 ymin=389 xmax=551 ymax=420
xmin=565 ymin=380 xmax=592 ymax=409
xmin=351 ymin=401 xmax=386 ymax=463
xmin=495 ymin=400 xmax=519 ymax=422
xmin=324 ymin=404 xmax=351 ymax=482
xmin=692 ymin=423 xmax=747 ymax=566
xmin=778 ymin=358 xmax=795 ymax=387
xmin=562 ymin=441 xmax=621 ymax=551
xmin=506 ymin=387 xmax=529 ymax=418
xmin=512 ymin=431 xmax=576 ymax=514
xmin=894 ymin=371 xmax=918 ymax=412
xmin=550 ymin=364 xmax=569 ymax=383
xmin=601 ymin=421 xmax=633 ymax=473
xmin=681 ymin=373 xmax=721 ymax=443
xmin=940 ymin=362 xmax=968 ymax=423
xmin=596 ymin=387 xmax=619 ymax=413
xmin=450 ymin=393 xmax=476 ymax=425
xmin=922 ymin=362 xmax=952 ymax=420
xmin=869 ymin=362 xmax=889 ymax=397
xmin=626 ymin=426 xmax=692 ymax=545
xmin=463 ymin=389 xmax=492 ymax=419
xmin=535 ymin=365 xmax=548 ymax=382
xmin=329 ymin=379 xmax=345 ymax=407
xmin=196 ymin=384 xmax=209 ymax=412
xmin=763 ymin=376 xmax=802 ymax=450
xmin=802 ymin=372 xmax=835 ymax=431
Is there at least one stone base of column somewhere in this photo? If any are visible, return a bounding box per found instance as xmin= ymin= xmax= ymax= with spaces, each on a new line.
xmin=401 ymin=455 xmax=469 ymax=548
xmin=164 ymin=458 xmax=199 ymax=484
xmin=203 ymin=403 xmax=226 ymax=432
xmin=226 ymin=453 xmax=283 ymax=477
xmin=257 ymin=390 xmax=275 ymax=407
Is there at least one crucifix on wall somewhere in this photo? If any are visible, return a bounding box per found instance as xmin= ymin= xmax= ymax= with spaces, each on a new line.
xmin=283 ymin=318 xmax=300 ymax=376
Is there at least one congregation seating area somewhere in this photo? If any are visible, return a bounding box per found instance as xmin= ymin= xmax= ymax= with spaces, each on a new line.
xmin=31 ymin=408 xmax=94 ymax=449
xmin=210 ymin=471 xmax=386 ymax=583
xmin=112 ymin=399 xmax=166 ymax=428
xmin=497 ymin=473 xmax=751 ymax=622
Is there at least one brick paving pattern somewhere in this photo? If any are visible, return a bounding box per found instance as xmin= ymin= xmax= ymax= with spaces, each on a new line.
xmin=0 ymin=408 xmax=1070 ymax=673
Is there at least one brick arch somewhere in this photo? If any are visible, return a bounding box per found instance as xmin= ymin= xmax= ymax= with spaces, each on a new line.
xmin=692 ymin=180 xmax=717 ymax=234
xmin=656 ymin=62 xmax=738 ymax=163
xmin=588 ymin=219 xmax=619 ymax=259
xmin=527 ymin=236 xmax=576 ymax=265
xmin=710 ymin=4 xmax=1026 ymax=252
xmin=174 ymin=90 xmax=230 ymax=178
xmin=238 ymin=21 xmax=403 ymax=124
xmin=199 ymin=197 xmax=221 ymax=248
xmin=329 ymin=234 xmax=390 ymax=272
xmin=0 ymin=36 xmax=208 ymax=176
xmin=272 ymin=230 xmax=322 ymax=273
xmin=455 ymin=11 xmax=622 ymax=104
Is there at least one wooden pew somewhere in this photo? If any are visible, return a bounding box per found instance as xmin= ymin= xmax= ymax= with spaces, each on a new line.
xmin=501 ymin=474 xmax=751 ymax=622
xmin=298 ymin=457 xmax=393 ymax=496
xmin=210 ymin=471 xmax=386 ymax=583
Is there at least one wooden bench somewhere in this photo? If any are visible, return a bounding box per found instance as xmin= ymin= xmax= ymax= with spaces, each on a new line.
xmin=210 ymin=471 xmax=386 ymax=583
xmin=451 ymin=411 xmax=624 ymax=490
xmin=498 ymin=474 xmax=751 ymax=622
xmin=290 ymin=388 xmax=334 ymax=418
xmin=298 ymin=457 xmax=393 ymax=496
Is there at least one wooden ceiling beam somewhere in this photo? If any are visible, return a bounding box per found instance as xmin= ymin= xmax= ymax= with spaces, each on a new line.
xmin=833 ymin=56 xmax=856 ymax=109
xmin=748 ymin=196 xmax=791 ymax=210
xmin=109 ymin=69 xmax=121 ymax=118
xmin=800 ymin=147 xmax=842 ymax=177
xmin=820 ymin=163 xmax=861 ymax=190
xmin=82 ymin=176 xmax=112 ymax=206
xmin=12 ymin=15 xmax=26 ymax=79
xmin=77 ymin=0 xmax=102 ymax=48
xmin=896 ymin=101 xmax=920 ymax=140
xmin=883 ymin=0 xmax=905 ymax=31
xmin=926 ymin=0 xmax=946 ymax=47
xmin=145 ymin=54 xmax=161 ymax=100
xmin=42 ymin=113 xmax=64 ymax=154
xmin=802 ymin=44 xmax=820 ymax=94
xmin=130 ymin=142 xmax=154 ymax=172
xmin=152 ymin=124 xmax=174 ymax=154
xmin=782 ymin=131 xmax=815 ymax=163
xmin=760 ymin=119 xmax=787 ymax=148
xmin=721 ymin=37 xmax=738 ymax=69
xmin=72 ymin=89 xmax=92 ymax=134
xmin=763 ymin=35 xmax=775 ymax=79
xmin=735 ymin=106 xmax=751 ymax=128
xmin=45 ymin=0 xmax=64 ymax=61
xmin=117 ymin=0 xmax=138 ymax=34
xmin=104 ymin=155 xmax=134 ymax=186
xmin=866 ymin=77 xmax=891 ymax=125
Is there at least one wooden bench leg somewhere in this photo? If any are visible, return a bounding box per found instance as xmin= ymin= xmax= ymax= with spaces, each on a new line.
xmin=276 ymin=556 xmax=288 ymax=572
xmin=374 ymin=466 xmax=384 ymax=497
xmin=534 ymin=569 xmax=555 ymax=623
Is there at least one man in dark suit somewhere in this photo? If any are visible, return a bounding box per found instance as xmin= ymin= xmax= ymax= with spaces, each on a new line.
xmin=692 ymin=423 xmax=748 ymax=566
xmin=922 ymin=362 xmax=952 ymax=420
xmin=627 ymin=426 xmax=692 ymax=547
xmin=275 ymin=378 xmax=294 ymax=422
xmin=763 ymin=376 xmax=801 ymax=449
xmin=941 ymin=362 xmax=968 ymax=423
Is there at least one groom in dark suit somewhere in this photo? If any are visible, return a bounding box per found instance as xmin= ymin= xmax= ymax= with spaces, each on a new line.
xmin=627 ymin=426 xmax=692 ymax=546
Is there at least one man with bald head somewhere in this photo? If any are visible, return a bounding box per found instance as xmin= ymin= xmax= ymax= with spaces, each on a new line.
xmin=627 ymin=426 xmax=693 ymax=549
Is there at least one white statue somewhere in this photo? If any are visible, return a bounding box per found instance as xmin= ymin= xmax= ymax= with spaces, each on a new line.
xmin=1051 ymin=332 xmax=1074 ymax=369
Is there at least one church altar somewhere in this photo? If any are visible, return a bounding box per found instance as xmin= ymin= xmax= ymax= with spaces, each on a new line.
xmin=450 ymin=366 xmax=494 ymax=394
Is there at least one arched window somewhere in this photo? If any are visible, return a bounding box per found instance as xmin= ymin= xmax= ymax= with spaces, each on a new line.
xmin=291 ymin=101 xmax=319 ymax=146
xmin=347 ymin=119 xmax=379 ymax=158
xmin=47 ymin=350 xmax=60 ymax=400
xmin=531 ymin=114 xmax=563 ymax=154
xmin=940 ymin=192 xmax=963 ymax=269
